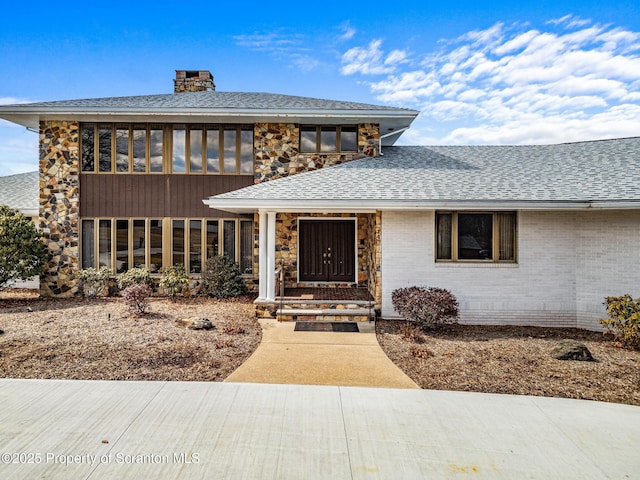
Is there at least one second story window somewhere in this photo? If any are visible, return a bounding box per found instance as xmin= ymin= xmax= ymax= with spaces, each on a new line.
xmin=81 ymin=124 xmax=164 ymax=173
xmin=300 ymin=126 xmax=358 ymax=153
xmin=172 ymin=125 xmax=253 ymax=174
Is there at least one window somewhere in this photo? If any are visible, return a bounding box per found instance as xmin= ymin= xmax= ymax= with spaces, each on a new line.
xmin=300 ymin=126 xmax=358 ymax=153
xmin=171 ymin=125 xmax=253 ymax=174
xmin=82 ymin=218 xmax=254 ymax=275
xmin=436 ymin=212 xmax=516 ymax=262
xmin=81 ymin=124 xmax=165 ymax=173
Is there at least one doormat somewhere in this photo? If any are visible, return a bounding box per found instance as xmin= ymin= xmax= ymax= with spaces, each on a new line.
xmin=294 ymin=322 xmax=359 ymax=332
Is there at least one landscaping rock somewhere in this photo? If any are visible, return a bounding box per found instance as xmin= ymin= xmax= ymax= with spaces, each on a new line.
xmin=551 ymin=340 xmax=595 ymax=361
xmin=176 ymin=317 xmax=214 ymax=330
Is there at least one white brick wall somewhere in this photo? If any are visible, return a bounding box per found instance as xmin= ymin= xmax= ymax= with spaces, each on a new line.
xmin=381 ymin=210 xmax=640 ymax=331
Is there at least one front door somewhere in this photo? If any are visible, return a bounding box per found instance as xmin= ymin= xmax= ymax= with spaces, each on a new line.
xmin=298 ymin=220 xmax=356 ymax=282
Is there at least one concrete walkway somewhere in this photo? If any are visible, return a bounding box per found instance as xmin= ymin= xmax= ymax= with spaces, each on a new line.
xmin=225 ymin=319 xmax=418 ymax=388
xmin=0 ymin=379 xmax=638 ymax=479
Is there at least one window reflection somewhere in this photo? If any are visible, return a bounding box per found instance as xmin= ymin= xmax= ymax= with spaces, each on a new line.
xmin=223 ymin=129 xmax=237 ymax=173
xmin=173 ymin=127 xmax=186 ymax=173
xmin=190 ymin=129 xmax=203 ymax=173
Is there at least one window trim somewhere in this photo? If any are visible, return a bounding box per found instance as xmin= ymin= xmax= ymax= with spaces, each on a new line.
xmin=435 ymin=211 xmax=517 ymax=263
xmin=299 ymin=125 xmax=359 ymax=153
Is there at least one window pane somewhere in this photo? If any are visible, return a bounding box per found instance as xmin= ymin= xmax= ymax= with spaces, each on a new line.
xmin=149 ymin=128 xmax=163 ymax=172
xmin=98 ymin=219 xmax=112 ymax=268
xmin=81 ymin=126 xmax=95 ymax=172
xmin=115 ymin=128 xmax=129 ymax=172
xmin=190 ymin=129 xmax=203 ymax=173
xmin=320 ymin=127 xmax=337 ymax=152
xmin=206 ymin=220 xmax=219 ymax=258
xmin=240 ymin=220 xmax=253 ymax=274
xmin=240 ymin=129 xmax=253 ymax=174
xmin=133 ymin=219 xmax=146 ymax=268
xmin=173 ymin=127 xmax=186 ymax=173
xmin=98 ymin=127 xmax=112 ymax=172
xmin=436 ymin=213 xmax=452 ymax=260
xmin=81 ymin=220 xmax=95 ymax=268
xmin=458 ymin=214 xmax=492 ymax=260
xmin=172 ymin=220 xmax=185 ymax=266
xmin=206 ymin=128 xmax=220 ymax=173
xmin=223 ymin=220 xmax=236 ymax=260
xmin=133 ymin=127 xmax=146 ymax=172
xmin=340 ymin=127 xmax=357 ymax=152
xmin=116 ymin=219 xmax=128 ymax=273
xmin=300 ymin=127 xmax=316 ymax=152
xmin=498 ymin=213 xmax=516 ymax=261
xmin=189 ymin=220 xmax=202 ymax=273
xmin=149 ymin=220 xmax=163 ymax=273
xmin=223 ymin=129 xmax=237 ymax=173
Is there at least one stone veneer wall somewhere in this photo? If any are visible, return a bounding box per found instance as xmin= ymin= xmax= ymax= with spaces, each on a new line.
xmin=363 ymin=211 xmax=382 ymax=308
xmin=274 ymin=212 xmax=374 ymax=289
xmin=39 ymin=121 xmax=80 ymax=297
xmin=254 ymin=123 xmax=379 ymax=182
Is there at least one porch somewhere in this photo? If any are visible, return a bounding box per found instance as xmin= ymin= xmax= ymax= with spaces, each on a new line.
xmin=254 ymin=211 xmax=382 ymax=322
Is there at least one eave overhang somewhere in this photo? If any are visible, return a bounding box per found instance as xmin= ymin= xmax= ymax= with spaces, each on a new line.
xmin=202 ymin=198 xmax=640 ymax=214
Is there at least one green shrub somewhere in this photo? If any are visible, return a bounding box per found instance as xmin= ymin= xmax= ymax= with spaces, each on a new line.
xmin=391 ymin=286 xmax=459 ymax=330
xmin=78 ymin=267 xmax=112 ymax=297
xmin=599 ymin=294 xmax=640 ymax=350
xmin=159 ymin=264 xmax=189 ymax=299
xmin=122 ymin=283 xmax=152 ymax=315
xmin=202 ymin=255 xmax=246 ymax=299
xmin=116 ymin=267 xmax=152 ymax=291
xmin=0 ymin=205 xmax=48 ymax=289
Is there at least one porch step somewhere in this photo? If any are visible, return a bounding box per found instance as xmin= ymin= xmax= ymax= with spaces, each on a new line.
xmin=275 ymin=308 xmax=373 ymax=322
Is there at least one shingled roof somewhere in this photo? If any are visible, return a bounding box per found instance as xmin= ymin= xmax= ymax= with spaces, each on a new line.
xmin=0 ymin=171 xmax=38 ymax=216
xmin=204 ymin=137 xmax=640 ymax=211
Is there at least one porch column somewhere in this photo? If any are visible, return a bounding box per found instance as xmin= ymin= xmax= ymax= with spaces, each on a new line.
xmin=265 ymin=211 xmax=277 ymax=301
xmin=258 ymin=211 xmax=268 ymax=299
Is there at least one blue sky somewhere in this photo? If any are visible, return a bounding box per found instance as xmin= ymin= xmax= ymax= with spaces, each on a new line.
xmin=1 ymin=0 xmax=639 ymax=175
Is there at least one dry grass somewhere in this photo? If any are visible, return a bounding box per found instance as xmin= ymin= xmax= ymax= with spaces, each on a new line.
xmin=377 ymin=320 xmax=640 ymax=406
xmin=0 ymin=291 xmax=261 ymax=382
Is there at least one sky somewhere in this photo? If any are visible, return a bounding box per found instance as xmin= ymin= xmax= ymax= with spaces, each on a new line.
xmin=1 ymin=0 xmax=639 ymax=175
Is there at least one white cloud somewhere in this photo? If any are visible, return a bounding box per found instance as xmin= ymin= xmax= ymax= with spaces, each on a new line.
xmin=341 ymin=18 xmax=640 ymax=145
xmin=341 ymin=40 xmax=409 ymax=75
xmin=338 ymin=22 xmax=357 ymax=41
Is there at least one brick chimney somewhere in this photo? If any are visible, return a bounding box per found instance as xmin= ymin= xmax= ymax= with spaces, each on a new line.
xmin=174 ymin=70 xmax=215 ymax=93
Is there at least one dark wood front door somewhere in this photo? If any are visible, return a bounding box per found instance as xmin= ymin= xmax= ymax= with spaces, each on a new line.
xmin=299 ymin=220 xmax=356 ymax=282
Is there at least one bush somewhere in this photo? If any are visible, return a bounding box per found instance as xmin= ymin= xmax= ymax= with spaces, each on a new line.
xmin=116 ymin=267 xmax=152 ymax=291
xmin=202 ymin=255 xmax=246 ymax=299
xmin=159 ymin=264 xmax=189 ymax=299
xmin=391 ymin=286 xmax=459 ymax=329
xmin=122 ymin=283 xmax=152 ymax=315
xmin=0 ymin=205 xmax=48 ymax=289
xmin=78 ymin=267 xmax=112 ymax=297
xmin=599 ymin=294 xmax=640 ymax=350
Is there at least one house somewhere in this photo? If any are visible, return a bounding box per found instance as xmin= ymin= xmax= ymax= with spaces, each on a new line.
xmin=0 ymin=70 xmax=638 ymax=330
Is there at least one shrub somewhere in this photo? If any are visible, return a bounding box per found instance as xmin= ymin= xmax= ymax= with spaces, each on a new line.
xmin=391 ymin=286 xmax=459 ymax=330
xmin=202 ymin=255 xmax=246 ymax=299
xmin=0 ymin=205 xmax=48 ymax=289
xmin=78 ymin=267 xmax=112 ymax=297
xmin=599 ymin=294 xmax=640 ymax=350
xmin=122 ymin=283 xmax=152 ymax=315
xmin=116 ymin=267 xmax=152 ymax=291
xmin=159 ymin=264 xmax=189 ymax=299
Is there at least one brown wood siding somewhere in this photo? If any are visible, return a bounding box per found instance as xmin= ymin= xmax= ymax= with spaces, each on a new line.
xmin=80 ymin=174 xmax=254 ymax=218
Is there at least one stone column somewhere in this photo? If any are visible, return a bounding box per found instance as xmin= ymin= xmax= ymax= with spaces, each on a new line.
xmin=39 ymin=121 xmax=80 ymax=297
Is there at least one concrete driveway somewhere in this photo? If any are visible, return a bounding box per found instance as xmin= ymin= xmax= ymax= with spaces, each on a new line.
xmin=0 ymin=379 xmax=638 ymax=479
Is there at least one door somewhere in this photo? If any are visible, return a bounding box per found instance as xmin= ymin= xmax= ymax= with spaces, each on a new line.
xmin=298 ymin=220 xmax=356 ymax=282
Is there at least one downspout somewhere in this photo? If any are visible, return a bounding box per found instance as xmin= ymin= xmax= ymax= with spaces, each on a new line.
xmin=378 ymin=127 xmax=410 ymax=155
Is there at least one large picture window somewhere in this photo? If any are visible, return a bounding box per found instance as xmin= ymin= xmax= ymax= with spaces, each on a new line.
xmin=436 ymin=212 xmax=516 ymax=263
xmin=300 ymin=126 xmax=358 ymax=153
xmin=82 ymin=218 xmax=253 ymax=275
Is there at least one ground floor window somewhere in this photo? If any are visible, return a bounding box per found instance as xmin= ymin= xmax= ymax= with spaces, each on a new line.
xmin=436 ymin=211 xmax=516 ymax=262
xmin=81 ymin=218 xmax=253 ymax=275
